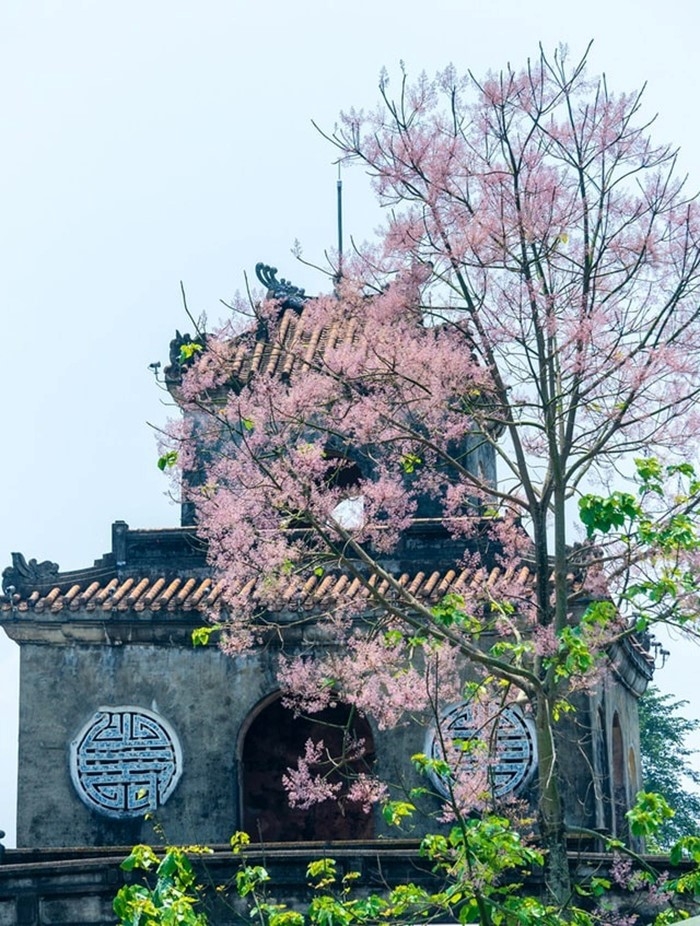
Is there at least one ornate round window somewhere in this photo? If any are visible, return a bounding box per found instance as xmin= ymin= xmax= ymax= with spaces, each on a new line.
xmin=70 ymin=706 xmax=183 ymax=818
xmin=425 ymin=702 xmax=537 ymax=799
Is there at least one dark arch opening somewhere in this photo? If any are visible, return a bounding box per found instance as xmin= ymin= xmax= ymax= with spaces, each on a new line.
xmin=241 ymin=698 xmax=377 ymax=842
xmin=612 ymin=712 xmax=627 ymax=838
xmin=283 ymin=453 xmax=365 ymax=533
xmin=324 ymin=455 xmax=363 ymax=491
xmin=596 ymin=707 xmax=612 ymax=833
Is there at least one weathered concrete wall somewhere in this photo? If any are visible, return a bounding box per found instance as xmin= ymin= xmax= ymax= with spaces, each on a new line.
xmin=19 ymin=641 xmax=280 ymax=845
xmin=16 ymin=640 xmax=421 ymax=847
xmin=589 ymin=656 xmax=646 ymax=840
xmin=13 ymin=625 xmax=648 ymax=850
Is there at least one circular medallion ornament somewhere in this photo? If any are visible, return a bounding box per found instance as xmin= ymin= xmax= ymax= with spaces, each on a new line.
xmin=425 ymin=703 xmax=537 ymax=799
xmin=70 ymin=706 xmax=183 ymax=818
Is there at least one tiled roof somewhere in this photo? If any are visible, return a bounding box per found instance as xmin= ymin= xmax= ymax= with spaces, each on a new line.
xmin=0 ymin=575 xmax=223 ymax=616
xmin=0 ymin=564 xmax=534 ymax=617
xmin=166 ymin=308 xmax=357 ymax=395
xmin=1 ymin=523 xmax=533 ymax=625
xmin=165 ymin=260 xmax=359 ymax=392
xmin=0 ymin=550 xmax=653 ymax=685
xmin=227 ymin=309 xmax=357 ymax=387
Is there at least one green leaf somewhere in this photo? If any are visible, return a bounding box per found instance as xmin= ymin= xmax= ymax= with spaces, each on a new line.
xmin=382 ymin=800 xmax=415 ymax=826
xmin=578 ymin=491 xmax=640 ymax=537
xmin=236 ymin=864 xmax=270 ymax=896
xmin=627 ymin=791 xmax=674 ymax=837
xmin=307 ymin=858 xmax=337 ymax=888
xmin=269 ymin=912 xmax=305 ymax=926
xmin=399 ymin=452 xmax=422 ymax=474
xmin=179 ymin=341 xmax=203 ymax=363
xmin=458 ymin=900 xmax=481 ymax=923
xmin=192 ymin=626 xmax=214 ymax=647
xmin=589 ymin=876 xmax=611 ymax=897
xmin=120 ymin=844 xmax=159 ymax=871
xmin=635 ymin=456 xmax=663 ymax=491
xmin=157 ymin=450 xmax=179 ymax=471
xmin=230 ymin=831 xmax=250 ymax=854
xmin=431 ymin=593 xmax=474 ymax=629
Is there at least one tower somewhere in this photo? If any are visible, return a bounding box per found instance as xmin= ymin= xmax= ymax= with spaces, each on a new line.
xmin=0 ymin=264 xmax=653 ymax=852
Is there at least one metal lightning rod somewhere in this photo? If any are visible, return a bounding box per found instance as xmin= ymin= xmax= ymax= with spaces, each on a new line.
xmin=336 ymin=162 xmax=343 ymax=284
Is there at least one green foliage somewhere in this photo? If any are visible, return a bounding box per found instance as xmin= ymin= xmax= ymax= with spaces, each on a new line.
xmin=114 ymin=846 xmax=207 ymax=926
xmin=399 ymin=452 xmax=422 ymax=474
xmin=669 ymin=834 xmax=700 ymax=865
xmin=235 ymin=864 xmax=270 ymax=897
xmin=639 ymin=685 xmax=700 ymax=847
xmin=415 ymin=818 xmax=562 ymax=925
xmin=381 ymin=799 xmax=415 ymax=826
xmin=179 ymin=341 xmax=203 ymax=363
xmin=114 ymin=804 xmax=700 ymax=926
xmin=579 ymin=458 xmax=700 ymax=631
xmin=550 ymin=625 xmax=595 ymax=679
xmin=627 ymin=791 xmax=675 ymax=838
xmin=431 ymin=592 xmax=466 ymax=628
xmin=306 ymin=858 xmax=338 ymax=889
xmin=191 ymin=626 xmax=215 ymax=647
xmin=157 ymin=450 xmax=179 ymax=471
xmin=431 ymin=593 xmax=483 ymax=634
xmin=578 ymin=459 xmax=700 ymax=545
xmin=120 ymin=844 xmax=160 ymax=872
xmin=635 ymin=457 xmax=665 ymax=495
xmin=412 ymin=751 xmax=453 ymax=781
xmin=578 ymin=491 xmax=640 ymax=538
xmin=268 ymin=912 xmax=305 ymax=926
xmin=230 ymin=831 xmax=250 ymax=852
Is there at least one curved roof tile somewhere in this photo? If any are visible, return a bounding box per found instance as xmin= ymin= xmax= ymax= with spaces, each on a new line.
xmin=0 ymin=566 xmax=540 ymax=619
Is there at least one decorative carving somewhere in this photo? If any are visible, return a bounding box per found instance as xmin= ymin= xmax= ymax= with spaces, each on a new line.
xmin=70 ymin=706 xmax=183 ymax=818
xmin=425 ymin=703 xmax=537 ymax=800
xmin=255 ymin=263 xmax=308 ymax=312
xmin=2 ymin=553 xmax=59 ymax=596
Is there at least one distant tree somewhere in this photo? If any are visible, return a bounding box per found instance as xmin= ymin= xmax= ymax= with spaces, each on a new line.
xmin=639 ymin=684 xmax=700 ymax=847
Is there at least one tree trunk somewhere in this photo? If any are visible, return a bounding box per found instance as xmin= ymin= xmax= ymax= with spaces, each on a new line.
xmin=535 ymin=689 xmax=571 ymax=908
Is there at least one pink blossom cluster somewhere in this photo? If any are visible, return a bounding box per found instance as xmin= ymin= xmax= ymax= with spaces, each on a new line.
xmin=278 ymin=634 xmax=462 ymax=731
xmin=602 ymin=855 xmax=673 ymax=924
xmin=346 ymin=774 xmax=389 ymax=813
xmin=281 ymin=738 xmax=342 ymax=810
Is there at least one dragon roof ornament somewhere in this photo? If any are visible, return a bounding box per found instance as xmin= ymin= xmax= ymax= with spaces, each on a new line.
xmin=255 ymin=263 xmax=309 ymax=313
xmin=3 ymin=552 xmax=60 ymax=597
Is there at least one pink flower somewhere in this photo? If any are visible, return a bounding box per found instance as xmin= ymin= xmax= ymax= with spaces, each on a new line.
xmin=282 ymin=739 xmax=342 ymax=809
xmin=346 ymin=775 xmax=389 ymax=813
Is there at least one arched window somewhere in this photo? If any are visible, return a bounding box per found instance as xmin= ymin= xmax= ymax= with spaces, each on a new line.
xmin=240 ymin=696 xmax=376 ymax=842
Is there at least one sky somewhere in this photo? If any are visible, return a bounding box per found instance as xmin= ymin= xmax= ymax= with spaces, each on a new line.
xmin=1 ymin=0 xmax=699 ymax=848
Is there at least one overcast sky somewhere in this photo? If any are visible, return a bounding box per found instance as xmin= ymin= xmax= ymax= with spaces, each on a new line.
xmin=1 ymin=0 xmax=699 ymax=848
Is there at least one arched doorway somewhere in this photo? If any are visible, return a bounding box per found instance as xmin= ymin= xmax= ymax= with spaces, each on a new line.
xmin=240 ymin=697 xmax=377 ymax=842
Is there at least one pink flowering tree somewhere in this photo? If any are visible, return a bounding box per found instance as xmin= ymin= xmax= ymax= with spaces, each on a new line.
xmin=165 ymin=46 xmax=700 ymax=908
